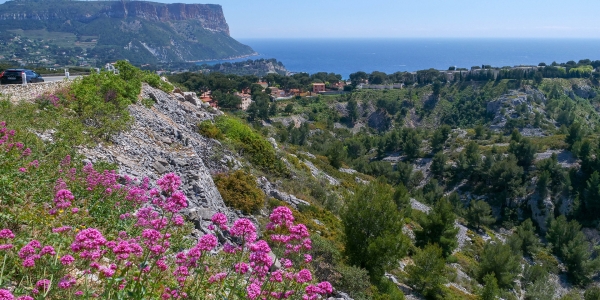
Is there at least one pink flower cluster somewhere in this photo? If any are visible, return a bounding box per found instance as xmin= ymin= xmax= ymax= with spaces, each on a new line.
xmin=267 ymin=207 xmax=312 ymax=255
xmin=0 ymin=229 xmax=14 ymax=251
xmin=35 ymin=94 xmax=61 ymax=107
xmin=0 ymin=143 xmax=336 ymax=300
xmin=18 ymin=240 xmax=55 ymax=268
xmin=70 ymin=228 xmax=107 ymax=260
xmin=83 ymin=163 xmax=121 ymax=192
xmin=202 ymin=208 xmax=333 ymax=299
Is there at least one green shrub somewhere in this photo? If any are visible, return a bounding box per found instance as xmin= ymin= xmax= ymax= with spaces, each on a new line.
xmin=215 ymin=116 xmax=288 ymax=176
xmin=214 ymin=170 xmax=265 ymax=214
xmin=198 ymin=120 xmax=223 ymax=139
xmin=68 ymin=71 xmax=134 ymax=140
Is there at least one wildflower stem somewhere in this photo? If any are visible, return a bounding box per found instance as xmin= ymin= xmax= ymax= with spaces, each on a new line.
xmin=0 ymin=252 xmax=6 ymax=286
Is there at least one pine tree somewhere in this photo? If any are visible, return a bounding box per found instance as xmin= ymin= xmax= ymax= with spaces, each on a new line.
xmin=546 ymin=216 xmax=600 ymax=285
xmin=342 ymin=180 xmax=409 ymax=281
xmin=347 ymin=97 xmax=358 ymax=124
xmin=415 ymin=198 xmax=458 ymax=257
xmin=406 ymin=244 xmax=448 ymax=299
xmin=466 ymin=200 xmax=495 ymax=229
xmin=508 ymin=130 xmax=538 ymax=168
xmin=584 ymin=171 xmax=600 ymax=218
xmin=480 ymin=273 xmax=500 ymax=300
xmin=478 ymin=241 xmax=520 ymax=288
xmin=402 ymin=129 xmax=421 ymax=159
xmin=430 ymin=125 xmax=450 ymax=153
xmin=566 ymin=122 xmax=583 ymax=150
xmin=514 ymin=219 xmax=540 ymax=256
xmin=431 ymin=152 xmax=447 ymax=180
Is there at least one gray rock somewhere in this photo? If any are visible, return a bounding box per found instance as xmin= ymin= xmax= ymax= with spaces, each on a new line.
xmin=174 ymin=93 xmax=185 ymax=102
xmin=155 ymin=157 xmax=169 ymax=166
xmin=268 ymin=251 xmax=281 ymax=271
xmin=257 ymin=176 xmax=310 ymax=208
xmin=152 ymin=160 xmax=167 ymax=173
xmin=183 ymin=92 xmax=199 ymax=105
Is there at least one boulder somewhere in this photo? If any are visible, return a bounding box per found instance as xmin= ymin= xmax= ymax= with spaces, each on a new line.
xmin=183 ymin=92 xmax=199 ymax=105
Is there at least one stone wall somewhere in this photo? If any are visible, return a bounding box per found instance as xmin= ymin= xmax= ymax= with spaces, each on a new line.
xmin=0 ymin=81 xmax=72 ymax=104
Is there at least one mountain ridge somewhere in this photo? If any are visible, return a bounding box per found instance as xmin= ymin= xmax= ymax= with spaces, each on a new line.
xmin=0 ymin=0 xmax=256 ymax=65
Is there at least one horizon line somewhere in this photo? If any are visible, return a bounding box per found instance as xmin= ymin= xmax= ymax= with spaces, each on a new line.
xmin=235 ymin=37 xmax=600 ymax=40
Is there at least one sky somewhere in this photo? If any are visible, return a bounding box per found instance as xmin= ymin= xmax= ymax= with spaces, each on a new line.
xmin=0 ymin=0 xmax=599 ymax=39
xmin=175 ymin=0 xmax=600 ymax=39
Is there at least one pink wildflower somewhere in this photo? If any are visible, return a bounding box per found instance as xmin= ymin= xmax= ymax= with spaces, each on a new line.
xmin=249 ymin=240 xmax=273 ymax=279
xmin=58 ymin=276 xmax=76 ymax=289
xmin=70 ymin=228 xmax=107 ymax=260
xmin=0 ymin=244 xmax=14 ymax=251
xmin=60 ymin=155 xmax=71 ymax=167
xmin=22 ymin=148 xmax=31 ymax=157
xmin=18 ymin=168 xmax=26 ymax=173
xmin=36 ymin=279 xmax=51 ymax=291
xmin=156 ymin=173 xmax=182 ymax=193
xmin=304 ymin=254 xmax=313 ymax=263
xmin=281 ymin=258 xmax=293 ymax=269
xmin=211 ymin=213 xmax=228 ymax=230
xmin=29 ymin=160 xmax=39 ymax=168
xmin=60 ymin=255 xmax=75 ymax=265
xmin=296 ymin=269 xmax=313 ymax=283
xmin=156 ymin=258 xmax=168 ymax=271
xmin=269 ymin=206 xmax=295 ymax=227
xmin=0 ymin=289 xmax=14 ymax=300
xmin=246 ymin=283 xmax=261 ymax=300
xmin=16 ymin=296 xmax=33 ymax=300
xmin=0 ymin=229 xmax=14 ymax=239
xmin=40 ymin=246 xmax=56 ymax=256
xmin=54 ymin=189 xmax=75 ymax=209
xmin=318 ymin=281 xmax=333 ymax=294
xmin=223 ymin=243 xmax=239 ymax=254
xmin=235 ymin=262 xmax=249 ymax=274
xmin=208 ymin=272 xmax=227 ymax=283
xmin=172 ymin=214 xmax=184 ymax=226
xmin=229 ymin=218 xmax=257 ymax=243
xmin=22 ymin=258 xmax=36 ymax=268
xmin=270 ymin=270 xmax=283 ymax=282
xmin=197 ymin=234 xmax=218 ymax=251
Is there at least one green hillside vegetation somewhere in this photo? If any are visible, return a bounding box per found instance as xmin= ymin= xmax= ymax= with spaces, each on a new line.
xmin=167 ymin=59 xmax=600 ymax=299
xmin=3 ymin=59 xmax=600 ymax=299
xmin=0 ymin=0 xmax=255 ymax=66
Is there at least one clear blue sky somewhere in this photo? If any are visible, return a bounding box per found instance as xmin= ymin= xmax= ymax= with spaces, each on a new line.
xmin=208 ymin=0 xmax=600 ymax=39
xmin=1 ymin=0 xmax=599 ymax=39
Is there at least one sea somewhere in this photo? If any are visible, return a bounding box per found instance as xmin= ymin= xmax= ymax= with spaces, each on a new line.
xmin=206 ymin=38 xmax=600 ymax=79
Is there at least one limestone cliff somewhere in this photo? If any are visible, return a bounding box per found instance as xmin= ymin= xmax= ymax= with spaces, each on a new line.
xmin=0 ymin=0 xmax=255 ymax=63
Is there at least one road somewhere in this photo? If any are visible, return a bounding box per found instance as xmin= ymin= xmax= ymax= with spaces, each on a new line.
xmin=43 ymin=75 xmax=81 ymax=82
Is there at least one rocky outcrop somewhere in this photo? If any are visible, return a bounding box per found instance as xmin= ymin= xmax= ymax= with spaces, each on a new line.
xmin=486 ymin=89 xmax=548 ymax=134
xmin=79 ymin=83 xmax=240 ymax=228
xmin=257 ymin=177 xmax=310 ymax=209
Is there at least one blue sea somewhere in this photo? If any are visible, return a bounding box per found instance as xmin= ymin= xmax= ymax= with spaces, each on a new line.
xmin=213 ymin=39 xmax=600 ymax=79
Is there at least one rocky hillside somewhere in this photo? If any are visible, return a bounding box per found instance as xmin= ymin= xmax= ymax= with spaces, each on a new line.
xmin=0 ymin=0 xmax=255 ymax=64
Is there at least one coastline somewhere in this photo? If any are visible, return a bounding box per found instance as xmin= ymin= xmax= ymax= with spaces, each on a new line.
xmin=186 ymin=52 xmax=260 ymax=63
